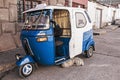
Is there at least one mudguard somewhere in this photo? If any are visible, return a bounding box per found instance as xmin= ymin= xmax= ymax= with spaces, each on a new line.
xmin=86 ymin=40 xmax=95 ymax=51
xmin=16 ymin=55 xmax=35 ymax=66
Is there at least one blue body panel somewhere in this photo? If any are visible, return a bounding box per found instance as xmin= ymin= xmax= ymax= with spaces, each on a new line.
xmin=20 ymin=27 xmax=55 ymax=66
xmin=82 ymin=29 xmax=95 ymax=51
xmin=16 ymin=55 xmax=35 ymax=66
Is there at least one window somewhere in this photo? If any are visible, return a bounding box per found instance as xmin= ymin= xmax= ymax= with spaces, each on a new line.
xmin=75 ymin=12 xmax=87 ymax=28
xmin=53 ymin=9 xmax=71 ymax=37
xmin=23 ymin=10 xmax=50 ymax=30
xmin=17 ymin=0 xmax=41 ymax=22
xmin=84 ymin=11 xmax=91 ymax=23
xmin=17 ymin=0 xmax=24 ymax=22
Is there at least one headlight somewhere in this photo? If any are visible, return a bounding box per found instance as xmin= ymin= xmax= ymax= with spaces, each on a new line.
xmin=37 ymin=37 xmax=47 ymax=42
xmin=15 ymin=54 xmax=21 ymax=60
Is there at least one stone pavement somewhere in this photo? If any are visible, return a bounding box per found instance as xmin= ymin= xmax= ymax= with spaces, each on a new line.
xmin=0 ymin=47 xmax=25 ymax=79
xmin=93 ymin=25 xmax=119 ymax=35
xmin=0 ymin=24 xmax=119 ymax=79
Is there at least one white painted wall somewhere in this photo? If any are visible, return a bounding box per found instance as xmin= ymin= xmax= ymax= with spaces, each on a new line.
xmin=88 ymin=1 xmax=120 ymax=29
xmin=87 ymin=1 xmax=96 ymax=27
xmin=118 ymin=4 xmax=120 ymax=8
xmin=102 ymin=6 xmax=108 ymax=23
xmin=115 ymin=9 xmax=120 ymax=19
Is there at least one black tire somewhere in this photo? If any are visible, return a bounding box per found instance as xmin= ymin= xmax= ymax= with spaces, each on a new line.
xmin=84 ymin=46 xmax=93 ymax=58
xmin=19 ymin=63 xmax=34 ymax=78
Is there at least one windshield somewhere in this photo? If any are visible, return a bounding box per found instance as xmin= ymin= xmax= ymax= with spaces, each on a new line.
xmin=23 ymin=9 xmax=50 ymax=30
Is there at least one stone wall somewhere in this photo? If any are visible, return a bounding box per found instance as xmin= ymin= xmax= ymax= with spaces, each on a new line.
xmin=44 ymin=0 xmax=65 ymax=6
xmin=0 ymin=0 xmax=21 ymax=52
xmin=0 ymin=0 xmax=66 ymax=52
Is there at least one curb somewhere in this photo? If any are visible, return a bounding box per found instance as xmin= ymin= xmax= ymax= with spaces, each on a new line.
xmin=93 ymin=30 xmax=107 ymax=35
xmin=0 ymin=63 xmax=16 ymax=79
xmin=93 ymin=25 xmax=119 ymax=35
xmin=106 ymin=25 xmax=118 ymax=30
xmin=0 ymin=47 xmax=24 ymax=79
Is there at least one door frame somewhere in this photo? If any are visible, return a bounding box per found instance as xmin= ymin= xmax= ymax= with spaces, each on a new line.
xmin=69 ymin=9 xmax=88 ymax=58
xmin=96 ymin=8 xmax=102 ymax=29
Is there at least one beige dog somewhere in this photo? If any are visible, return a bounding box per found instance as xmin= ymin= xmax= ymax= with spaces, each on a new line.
xmin=73 ymin=57 xmax=84 ymax=66
xmin=61 ymin=57 xmax=84 ymax=68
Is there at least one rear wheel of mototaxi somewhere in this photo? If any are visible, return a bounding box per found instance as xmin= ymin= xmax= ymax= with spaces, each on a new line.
xmin=84 ymin=46 xmax=94 ymax=58
xmin=19 ymin=63 xmax=34 ymax=78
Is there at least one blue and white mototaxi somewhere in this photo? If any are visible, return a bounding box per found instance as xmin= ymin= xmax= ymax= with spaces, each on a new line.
xmin=15 ymin=4 xmax=95 ymax=77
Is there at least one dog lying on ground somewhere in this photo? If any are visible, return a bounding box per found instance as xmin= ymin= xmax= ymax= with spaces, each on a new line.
xmin=61 ymin=57 xmax=84 ymax=68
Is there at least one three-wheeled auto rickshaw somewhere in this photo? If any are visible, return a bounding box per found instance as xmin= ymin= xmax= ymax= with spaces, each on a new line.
xmin=15 ymin=4 xmax=95 ymax=77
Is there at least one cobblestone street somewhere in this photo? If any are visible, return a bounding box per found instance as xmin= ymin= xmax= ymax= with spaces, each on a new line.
xmin=1 ymin=28 xmax=120 ymax=80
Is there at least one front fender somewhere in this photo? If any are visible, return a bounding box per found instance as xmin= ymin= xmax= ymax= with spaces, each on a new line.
xmin=16 ymin=55 xmax=35 ymax=67
xmin=86 ymin=40 xmax=95 ymax=51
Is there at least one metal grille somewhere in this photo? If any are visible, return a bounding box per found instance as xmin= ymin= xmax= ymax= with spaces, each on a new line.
xmin=17 ymin=0 xmax=24 ymax=22
xmin=17 ymin=0 xmax=41 ymax=22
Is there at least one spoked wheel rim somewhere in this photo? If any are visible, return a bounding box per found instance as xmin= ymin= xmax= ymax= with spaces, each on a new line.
xmin=22 ymin=64 xmax=33 ymax=76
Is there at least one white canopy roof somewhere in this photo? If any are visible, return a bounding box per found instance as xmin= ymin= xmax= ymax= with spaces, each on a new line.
xmin=23 ymin=3 xmax=85 ymax=13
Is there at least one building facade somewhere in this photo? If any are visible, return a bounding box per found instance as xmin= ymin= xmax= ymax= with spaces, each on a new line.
xmin=72 ymin=0 xmax=88 ymax=8
xmin=88 ymin=1 xmax=120 ymax=29
xmin=0 ymin=0 xmax=88 ymax=52
xmin=18 ymin=0 xmax=88 ymax=22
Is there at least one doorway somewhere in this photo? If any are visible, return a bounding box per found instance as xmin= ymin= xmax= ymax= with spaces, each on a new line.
xmin=112 ymin=11 xmax=116 ymax=21
xmin=95 ymin=8 xmax=102 ymax=29
xmin=53 ymin=9 xmax=71 ymax=59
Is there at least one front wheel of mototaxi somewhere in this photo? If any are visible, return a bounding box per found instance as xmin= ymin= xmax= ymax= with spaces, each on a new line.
xmin=15 ymin=54 xmax=36 ymax=78
xmin=19 ymin=63 xmax=34 ymax=78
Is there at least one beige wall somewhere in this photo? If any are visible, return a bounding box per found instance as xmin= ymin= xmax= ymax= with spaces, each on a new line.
xmin=0 ymin=0 xmax=21 ymax=52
